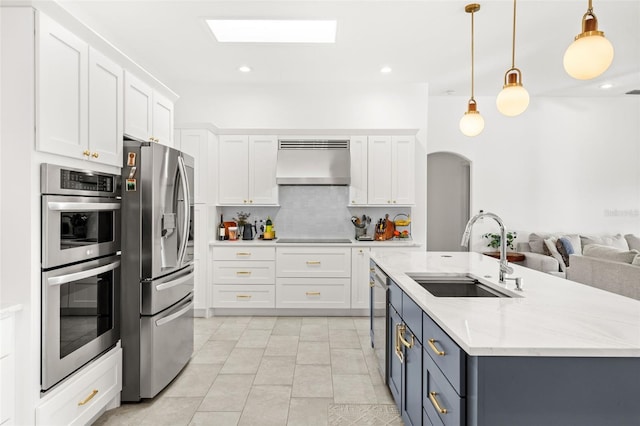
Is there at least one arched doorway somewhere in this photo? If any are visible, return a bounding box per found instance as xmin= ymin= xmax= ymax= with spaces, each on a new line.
xmin=427 ymin=152 xmax=471 ymax=251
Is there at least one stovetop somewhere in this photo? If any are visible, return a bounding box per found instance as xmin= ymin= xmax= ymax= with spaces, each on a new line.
xmin=276 ymin=238 xmax=352 ymax=244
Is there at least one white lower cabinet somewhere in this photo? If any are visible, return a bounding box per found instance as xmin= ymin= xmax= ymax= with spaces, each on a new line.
xmin=36 ymin=344 xmax=122 ymax=426
xmin=212 ymin=246 xmax=276 ymax=308
xmin=276 ymin=278 xmax=351 ymax=309
xmin=1 ymin=309 xmax=18 ymax=425
xmin=351 ymin=248 xmax=371 ymax=309
xmin=276 ymin=247 xmax=351 ymax=278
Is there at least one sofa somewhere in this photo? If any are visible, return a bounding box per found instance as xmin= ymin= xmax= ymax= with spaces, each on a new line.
xmin=517 ymin=233 xmax=640 ymax=300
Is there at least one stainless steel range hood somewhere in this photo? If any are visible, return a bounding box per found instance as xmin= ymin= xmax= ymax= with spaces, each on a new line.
xmin=276 ymin=139 xmax=351 ymax=185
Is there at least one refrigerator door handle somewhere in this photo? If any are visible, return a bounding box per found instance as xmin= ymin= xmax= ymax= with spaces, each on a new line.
xmin=156 ymin=271 xmax=194 ymax=291
xmin=155 ymin=297 xmax=193 ymax=327
xmin=176 ymin=155 xmax=190 ymax=266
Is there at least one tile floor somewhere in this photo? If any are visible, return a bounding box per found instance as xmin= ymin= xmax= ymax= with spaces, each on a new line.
xmin=94 ymin=316 xmax=402 ymax=426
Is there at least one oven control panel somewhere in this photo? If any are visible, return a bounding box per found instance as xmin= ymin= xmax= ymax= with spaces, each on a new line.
xmin=61 ymin=169 xmax=114 ymax=192
xmin=41 ymin=163 xmax=121 ymax=197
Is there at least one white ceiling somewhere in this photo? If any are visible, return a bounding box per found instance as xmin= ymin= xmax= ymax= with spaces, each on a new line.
xmin=54 ymin=0 xmax=640 ymax=97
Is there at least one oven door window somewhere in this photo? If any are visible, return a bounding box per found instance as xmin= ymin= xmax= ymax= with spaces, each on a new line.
xmin=60 ymin=210 xmax=114 ymax=250
xmin=59 ymin=269 xmax=114 ymax=358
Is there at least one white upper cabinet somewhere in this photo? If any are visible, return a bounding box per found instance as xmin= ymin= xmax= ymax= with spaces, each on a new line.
xmin=88 ymin=48 xmax=123 ymax=167
xmin=367 ymin=135 xmax=415 ymax=205
xmin=218 ymin=135 xmax=278 ymax=205
xmin=248 ymin=135 xmax=278 ymax=205
xmin=36 ymin=13 xmax=123 ymax=167
xmin=176 ymin=128 xmax=216 ymax=204
xmin=349 ymin=136 xmax=368 ymax=205
xmin=124 ymin=71 xmax=174 ymax=146
xmin=37 ymin=12 xmax=89 ymax=160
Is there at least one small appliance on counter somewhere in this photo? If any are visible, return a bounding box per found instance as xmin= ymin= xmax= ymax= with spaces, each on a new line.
xmin=351 ymin=215 xmax=372 ymax=240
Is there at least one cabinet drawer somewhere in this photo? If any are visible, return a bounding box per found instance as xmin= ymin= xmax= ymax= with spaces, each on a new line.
xmin=212 ymin=261 xmax=275 ymax=285
xmin=388 ymin=279 xmax=402 ymax=312
xmin=212 ymin=246 xmax=275 ymax=261
xmin=402 ymin=293 xmax=422 ymax=342
xmin=276 ymin=248 xmax=351 ymax=277
xmin=36 ymin=346 xmax=122 ymax=426
xmin=0 ymin=314 xmax=12 ymax=358
xmin=423 ymin=350 xmax=465 ymax=426
xmin=276 ymin=278 xmax=350 ymax=308
xmin=0 ymin=355 xmax=14 ymax=424
xmin=423 ymin=312 xmax=466 ymax=396
xmin=212 ymin=285 xmax=275 ymax=308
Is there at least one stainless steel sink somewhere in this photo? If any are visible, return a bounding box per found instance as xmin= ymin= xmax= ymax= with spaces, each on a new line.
xmin=407 ymin=274 xmax=512 ymax=298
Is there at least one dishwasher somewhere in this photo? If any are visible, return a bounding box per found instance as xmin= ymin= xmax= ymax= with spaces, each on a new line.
xmin=370 ymin=260 xmax=389 ymax=382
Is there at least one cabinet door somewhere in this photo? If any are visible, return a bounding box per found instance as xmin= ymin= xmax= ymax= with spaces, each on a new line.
xmin=37 ymin=12 xmax=89 ymax=159
xmin=349 ymin=136 xmax=368 ymax=205
xmin=401 ymin=325 xmax=422 ymax=426
xmin=392 ymin=136 xmax=415 ymax=205
xmin=152 ymin=91 xmax=174 ymax=146
xmin=367 ymin=136 xmax=393 ymax=205
xmin=88 ymin=48 xmax=123 ymax=167
xmin=388 ymin=306 xmax=402 ymax=409
xmin=124 ymin=71 xmax=152 ymax=141
xmin=248 ymin=135 xmax=278 ymax=205
xmin=218 ymin=135 xmax=249 ymax=205
xmin=351 ymin=248 xmax=371 ymax=309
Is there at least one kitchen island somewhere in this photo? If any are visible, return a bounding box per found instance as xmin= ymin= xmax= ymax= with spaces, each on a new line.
xmin=370 ymin=250 xmax=640 ymax=426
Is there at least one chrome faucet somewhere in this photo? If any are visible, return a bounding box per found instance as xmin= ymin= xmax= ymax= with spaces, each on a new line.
xmin=461 ymin=211 xmax=514 ymax=284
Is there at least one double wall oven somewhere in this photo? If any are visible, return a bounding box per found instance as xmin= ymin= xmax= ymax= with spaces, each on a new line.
xmin=40 ymin=164 xmax=121 ymax=392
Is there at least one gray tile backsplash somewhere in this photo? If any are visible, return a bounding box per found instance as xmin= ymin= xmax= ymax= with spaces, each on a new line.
xmin=220 ymin=186 xmax=411 ymax=240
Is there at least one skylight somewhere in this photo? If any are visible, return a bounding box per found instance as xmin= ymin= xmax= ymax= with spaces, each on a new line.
xmin=206 ymin=19 xmax=337 ymax=43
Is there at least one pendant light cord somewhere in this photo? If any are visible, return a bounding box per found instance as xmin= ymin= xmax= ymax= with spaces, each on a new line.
xmin=471 ymin=8 xmax=475 ymax=101
xmin=511 ymin=0 xmax=517 ymax=68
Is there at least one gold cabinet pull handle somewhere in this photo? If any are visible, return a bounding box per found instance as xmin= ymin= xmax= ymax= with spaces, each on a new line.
xmin=236 ymin=294 xmax=252 ymax=299
xmin=305 ymin=291 xmax=321 ymax=296
xmin=369 ymin=280 xmax=375 ymax=288
xmin=369 ymin=267 xmax=375 ymax=272
xmin=236 ymin=252 xmax=251 ymax=256
xmin=429 ymin=391 xmax=448 ymax=414
xmin=82 ymin=150 xmax=91 ymax=157
xmin=236 ymin=271 xmax=252 ymax=275
xmin=394 ymin=323 xmax=404 ymax=363
xmin=398 ymin=325 xmax=415 ymax=349
xmin=91 ymin=152 xmax=99 ymax=158
xmin=428 ymin=338 xmax=445 ymax=356
xmin=306 ymin=261 xmax=321 ymax=265
xmin=78 ymin=389 xmax=99 ymax=406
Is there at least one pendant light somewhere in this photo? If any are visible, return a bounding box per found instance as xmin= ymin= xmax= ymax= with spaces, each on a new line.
xmin=496 ymin=0 xmax=529 ymax=117
xmin=563 ymin=0 xmax=614 ymax=80
xmin=460 ymin=3 xmax=484 ymax=137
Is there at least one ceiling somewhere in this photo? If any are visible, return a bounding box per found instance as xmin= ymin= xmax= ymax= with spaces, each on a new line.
xmin=54 ymin=0 xmax=640 ymax=97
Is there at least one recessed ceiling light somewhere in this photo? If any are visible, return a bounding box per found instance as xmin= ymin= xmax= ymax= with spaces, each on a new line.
xmin=599 ymin=83 xmax=613 ymax=89
xmin=238 ymin=65 xmax=252 ymax=73
xmin=207 ymin=19 xmax=337 ymax=43
xmin=380 ymin=66 xmax=392 ymax=74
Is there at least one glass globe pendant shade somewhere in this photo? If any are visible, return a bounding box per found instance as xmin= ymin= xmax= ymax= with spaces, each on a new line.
xmin=496 ymin=70 xmax=529 ymax=116
xmin=459 ymin=100 xmax=485 ymax=137
xmin=563 ymin=33 xmax=613 ymax=80
xmin=563 ymin=8 xmax=614 ymax=80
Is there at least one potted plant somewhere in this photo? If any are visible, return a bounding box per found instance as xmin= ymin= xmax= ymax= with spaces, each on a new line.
xmin=482 ymin=231 xmax=517 ymax=251
xmin=233 ymin=211 xmax=251 ymax=239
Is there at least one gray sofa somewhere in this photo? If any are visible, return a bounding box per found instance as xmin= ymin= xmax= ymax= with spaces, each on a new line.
xmin=567 ymin=254 xmax=640 ymax=300
xmin=517 ymin=233 xmax=640 ymax=300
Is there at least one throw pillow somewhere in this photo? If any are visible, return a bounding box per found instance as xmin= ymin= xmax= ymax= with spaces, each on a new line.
xmin=581 ymin=234 xmax=629 ymax=250
xmin=544 ymin=237 xmax=566 ymax=272
xmin=625 ymin=234 xmax=640 ymax=251
xmin=528 ymin=233 xmax=550 ymax=255
xmin=582 ymin=244 xmax=639 ymax=264
xmin=556 ymin=237 xmax=575 ymax=267
xmin=560 ymin=234 xmax=582 ymax=255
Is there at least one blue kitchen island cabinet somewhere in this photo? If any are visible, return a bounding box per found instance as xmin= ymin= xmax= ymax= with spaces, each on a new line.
xmin=375 ymin=256 xmax=640 ymax=426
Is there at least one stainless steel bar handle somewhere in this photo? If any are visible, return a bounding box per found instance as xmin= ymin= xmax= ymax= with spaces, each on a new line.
xmin=176 ymin=156 xmax=191 ymax=266
xmin=47 ymin=260 xmax=121 ymax=286
xmin=48 ymin=202 xmax=121 ymax=211
xmin=156 ymin=271 xmax=194 ymax=291
xmin=155 ymin=299 xmax=194 ymax=327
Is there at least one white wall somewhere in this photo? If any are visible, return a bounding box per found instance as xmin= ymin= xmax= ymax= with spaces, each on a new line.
xmin=174 ymin=82 xmax=429 ymax=245
xmin=428 ymin=95 xmax=640 ymax=251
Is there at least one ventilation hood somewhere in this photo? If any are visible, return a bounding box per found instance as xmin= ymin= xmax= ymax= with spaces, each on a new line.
xmin=276 ymin=139 xmax=351 ymax=185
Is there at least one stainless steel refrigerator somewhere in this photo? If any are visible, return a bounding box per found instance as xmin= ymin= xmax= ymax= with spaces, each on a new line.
xmin=120 ymin=139 xmax=195 ymax=401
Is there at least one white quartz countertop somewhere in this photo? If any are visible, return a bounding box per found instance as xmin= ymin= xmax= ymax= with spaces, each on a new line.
xmin=209 ymin=239 xmax=421 ymax=248
xmin=370 ymin=251 xmax=640 ymax=357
